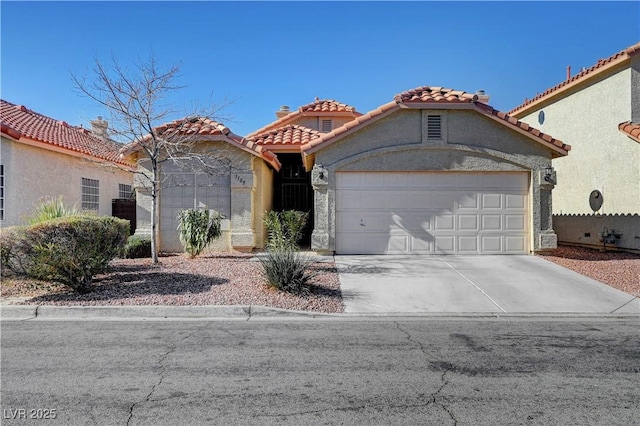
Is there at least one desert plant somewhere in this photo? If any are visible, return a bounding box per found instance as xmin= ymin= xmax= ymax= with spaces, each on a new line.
xmin=263 ymin=210 xmax=309 ymax=251
xmin=27 ymin=196 xmax=78 ymax=225
xmin=6 ymin=216 xmax=129 ymax=293
xmin=259 ymin=250 xmax=316 ymax=295
xmin=123 ymin=235 xmax=152 ymax=259
xmin=177 ymin=208 xmax=224 ymax=258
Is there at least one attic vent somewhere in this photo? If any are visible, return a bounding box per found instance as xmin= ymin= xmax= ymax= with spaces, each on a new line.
xmin=321 ymin=119 xmax=333 ymax=132
xmin=427 ymin=115 xmax=442 ymax=139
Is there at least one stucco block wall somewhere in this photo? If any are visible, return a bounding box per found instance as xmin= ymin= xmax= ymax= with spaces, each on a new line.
xmin=132 ymin=141 xmax=265 ymax=253
xmin=553 ymin=214 xmax=640 ymax=252
xmin=1 ymin=137 xmax=133 ymax=227
xmin=311 ymin=108 xmax=558 ymax=254
xmin=520 ymin=68 xmax=640 ymax=214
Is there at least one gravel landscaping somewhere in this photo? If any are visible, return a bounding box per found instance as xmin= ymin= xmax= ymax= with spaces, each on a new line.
xmin=1 ymin=245 xmax=637 ymax=311
xmin=537 ymin=245 xmax=640 ymax=297
xmin=1 ymin=253 xmax=344 ymax=313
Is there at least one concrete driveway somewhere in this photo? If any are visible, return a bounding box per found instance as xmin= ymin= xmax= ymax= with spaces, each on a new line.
xmin=335 ymin=255 xmax=639 ymax=314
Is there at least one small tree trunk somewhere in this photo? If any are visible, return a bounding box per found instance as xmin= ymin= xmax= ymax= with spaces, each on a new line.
xmin=150 ymin=161 xmax=159 ymax=264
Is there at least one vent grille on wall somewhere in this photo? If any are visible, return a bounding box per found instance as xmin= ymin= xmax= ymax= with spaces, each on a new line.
xmin=427 ymin=115 xmax=442 ymax=139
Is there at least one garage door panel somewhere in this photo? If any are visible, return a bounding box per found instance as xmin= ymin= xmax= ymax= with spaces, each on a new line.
xmin=435 ymin=236 xmax=455 ymax=253
xmin=481 ymin=215 xmax=502 ymax=230
xmin=458 ymin=193 xmax=479 ymax=209
xmin=482 ymin=193 xmax=502 ymax=209
xmin=336 ymin=172 xmax=529 ymax=254
xmin=505 ymin=236 xmax=526 ymax=253
xmin=457 ymin=235 xmax=479 ymax=253
xmin=458 ymin=214 xmax=479 ymax=231
xmin=481 ymin=235 xmax=502 ymax=252
xmin=505 ymin=194 xmax=526 ymax=209
xmin=434 ymin=214 xmax=455 ymax=230
xmin=505 ymin=214 xmax=526 ymax=231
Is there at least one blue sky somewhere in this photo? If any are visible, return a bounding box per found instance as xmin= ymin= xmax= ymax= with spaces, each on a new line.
xmin=1 ymin=1 xmax=639 ymax=137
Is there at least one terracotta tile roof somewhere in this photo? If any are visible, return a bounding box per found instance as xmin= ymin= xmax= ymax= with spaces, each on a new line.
xmin=301 ymin=86 xmax=569 ymax=168
xmin=248 ymin=98 xmax=361 ymax=137
xmin=121 ymin=116 xmax=281 ymax=171
xmin=247 ymin=124 xmax=322 ymax=152
xmin=0 ymin=99 xmax=133 ymax=167
xmin=618 ymin=121 xmax=640 ymax=144
xmin=394 ymin=86 xmax=479 ymax=104
xmin=299 ymin=98 xmax=357 ymax=113
xmin=509 ymin=41 xmax=640 ymax=117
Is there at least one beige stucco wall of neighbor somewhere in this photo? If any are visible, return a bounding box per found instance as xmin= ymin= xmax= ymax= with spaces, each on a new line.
xmin=132 ymin=140 xmax=269 ymax=253
xmin=0 ymin=136 xmax=133 ymax=227
xmin=520 ymin=68 xmax=639 ymax=215
xmin=310 ymin=108 xmax=558 ymax=254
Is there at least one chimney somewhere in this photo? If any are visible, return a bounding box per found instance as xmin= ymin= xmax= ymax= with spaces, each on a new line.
xmin=475 ymin=90 xmax=490 ymax=104
xmin=90 ymin=116 xmax=109 ymax=140
xmin=566 ymin=65 xmax=571 ymax=81
xmin=275 ymin=105 xmax=290 ymax=119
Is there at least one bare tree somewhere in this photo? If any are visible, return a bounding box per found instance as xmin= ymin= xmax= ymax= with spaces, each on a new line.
xmin=72 ymin=55 xmax=236 ymax=263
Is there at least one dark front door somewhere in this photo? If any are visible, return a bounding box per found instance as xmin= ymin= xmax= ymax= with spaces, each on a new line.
xmin=273 ymin=153 xmax=314 ymax=247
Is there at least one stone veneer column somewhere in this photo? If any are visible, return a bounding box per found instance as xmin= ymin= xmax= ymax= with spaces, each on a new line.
xmin=311 ymin=164 xmax=331 ymax=254
xmin=230 ymin=171 xmax=256 ymax=252
xmin=537 ymin=167 xmax=558 ymax=251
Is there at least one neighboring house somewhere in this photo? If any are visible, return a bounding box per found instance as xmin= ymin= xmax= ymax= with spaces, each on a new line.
xmin=299 ymin=86 xmax=569 ymax=255
xmin=0 ymin=99 xmax=134 ymax=228
xmin=509 ymin=41 xmax=640 ymax=251
xmin=125 ymin=91 xmax=568 ymax=255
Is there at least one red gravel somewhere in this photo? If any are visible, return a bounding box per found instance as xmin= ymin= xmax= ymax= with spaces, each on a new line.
xmin=538 ymin=245 xmax=640 ymax=297
xmin=2 ymin=253 xmax=344 ymax=313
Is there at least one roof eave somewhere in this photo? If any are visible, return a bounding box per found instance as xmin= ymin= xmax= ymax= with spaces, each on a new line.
xmin=510 ymin=54 xmax=632 ymax=118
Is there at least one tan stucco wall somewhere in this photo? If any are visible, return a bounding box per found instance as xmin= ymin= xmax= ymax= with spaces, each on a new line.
xmin=291 ymin=116 xmax=360 ymax=132
xmin=1 ymin=136 xmax=133 ymax=227
xmin=252 ymin=157 xmax=274 ymax=249
xmin=519 ymin=68 xmax=639 ymax=214
xmin=311 ymin=108 xmax=558 ymax=253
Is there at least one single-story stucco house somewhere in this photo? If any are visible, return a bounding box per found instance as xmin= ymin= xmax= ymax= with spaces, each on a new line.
xmin=129 ymin=87 xmax=569 ymax=255
xmin=0 ymin=99 xmax=135 ymax=227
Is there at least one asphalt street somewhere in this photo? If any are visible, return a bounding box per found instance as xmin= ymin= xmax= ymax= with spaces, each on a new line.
xmin=1 ymin=318 xmax=638 ymax=425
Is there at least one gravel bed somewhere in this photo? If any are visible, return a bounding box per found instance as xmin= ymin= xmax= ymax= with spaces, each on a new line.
xmin=2 ymin=253 xmax=344 ymax=313
xmin=538 ymin=245 xmax=640 ymax=297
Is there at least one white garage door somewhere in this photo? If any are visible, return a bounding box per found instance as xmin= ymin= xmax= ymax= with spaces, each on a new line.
xmin=336 ymin=172 xmax=529 ymax=254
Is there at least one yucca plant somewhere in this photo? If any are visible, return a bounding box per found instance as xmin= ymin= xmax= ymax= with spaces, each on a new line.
xmin=263 ymin=210 xmax=309 ymax=251
xmin=27 ymin=196 xmax=78 ymax=225
xmin=259 ymin=250 xmax=316 ymax=295
xmin=177 ymin=208 xmax=224 ymax=258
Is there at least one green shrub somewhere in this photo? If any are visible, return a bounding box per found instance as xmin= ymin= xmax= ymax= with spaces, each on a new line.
xmin=27 ymin=196 xmax=78 ymax=225
xmin=263 ymin=210 xmax=309 ymax=251
xmin=0 ymin=227 xmax=24 ymax=277
xmin=123 ymin=235 xmax=152 ymax=259
xmin=259 ymin=250 xmax=316 ymax=295
xmin=5 ymin=216 xmax=129 ymax=293
xmin=177 ymin=208 xmax=224 ymax=258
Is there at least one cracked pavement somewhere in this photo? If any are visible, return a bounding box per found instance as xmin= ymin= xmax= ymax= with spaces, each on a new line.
xmin=2 ymin=318 xmax=639 ymax=425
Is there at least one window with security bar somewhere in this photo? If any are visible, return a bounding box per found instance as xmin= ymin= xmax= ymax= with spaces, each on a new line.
xmin=119 ymin=183 xmax=133 ymax=199
xmin=81 ymin=177 xmax=100 ymax=211
xmin=0 ymin=165 xmax=4 ymax=221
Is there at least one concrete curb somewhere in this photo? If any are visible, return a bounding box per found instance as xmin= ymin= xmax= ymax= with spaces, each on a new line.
xmin=1 ymin=305 xmax=638 ymax=321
